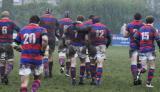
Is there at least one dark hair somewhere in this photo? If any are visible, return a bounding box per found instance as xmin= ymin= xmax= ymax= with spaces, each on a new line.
xmin=45 ymin=8 xmax=52 ymax=14
xmin=29 ymin=15 xmax=40 ymax=24
xmin=146 ymin=16 xmax=154 ymax=24
xmin=134 ymin=13 xmax=142 ymax=20
xmin=92 ymin=16 xmax=100 ymax=24
xmin=88 ymin=15 xmax=95 ymax=19
xmin=77 ymin=15 xmax=85 ymax=22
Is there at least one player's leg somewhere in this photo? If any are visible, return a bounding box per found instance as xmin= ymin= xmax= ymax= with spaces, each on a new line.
xmin=31 ymin=65 xmax=43 ymax=92
xmin=67 ymin=46 xmax=77 ymax=85
xmin=0 ymin=46 xmax=8 ymax=85
xmin=146 ymin=52 xmax=156 ymax=88
xmin=78 ymin=46 xmax=86 ymax=85
xmin=48 ymin=48 xmax=54 ymax=78
xmin=130 ymin=50 xmax=140 ymax=85
xmin=19 ymin=64 xmax=31 ymax=92
xmin=58 ymin=39 xmax=66 ymax=74
xmin=88 ymin=45 xmax=97 ymax=85
xmin=95 ymin=45 xmax=106 ymax=85
xmin=43 ymin=45 xmax=49 ymax=78
xmin=85 ymin=49 xmax=91 ymax=79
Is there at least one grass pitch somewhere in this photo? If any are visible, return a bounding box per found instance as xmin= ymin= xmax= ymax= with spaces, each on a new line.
xmin=0 ymin=46 xmax=160 ymax=92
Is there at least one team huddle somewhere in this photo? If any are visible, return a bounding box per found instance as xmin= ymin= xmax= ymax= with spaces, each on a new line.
xmin=0 ymin=9 xmax=159 ymax=92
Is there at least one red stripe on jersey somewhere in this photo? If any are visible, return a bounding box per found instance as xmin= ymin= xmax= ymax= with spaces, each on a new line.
xmin=21 ymin=44 xmax=41 ymax=50
xmin=21 ymin=54 xmax=43 ymax=60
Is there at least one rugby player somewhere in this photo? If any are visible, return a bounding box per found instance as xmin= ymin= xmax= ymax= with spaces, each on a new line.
xmin=134 ymin=16 xmax=160 ymax=87
xmin=65 ymin=15 xmax=88 ymax=85
xmin=14 ymin=15 xmax=48 ymax=92
xmin=58 ymin=11 xmax=73 ymax=75
xmin=88 ymin=16 xmax=111 ymax=85
xmin=83 ymin=15 xmax=95 ymax=79
xmin=39 ymin=9 xmax=59 ymax=78
xmin=122 ymin=13 xmax=144 ymax=85
xmin=0 ymin=11 xmax=20 ymax=85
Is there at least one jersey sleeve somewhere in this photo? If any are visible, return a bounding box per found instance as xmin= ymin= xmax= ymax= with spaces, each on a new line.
xmin=15 ymin=32 xmax=21 ymax=44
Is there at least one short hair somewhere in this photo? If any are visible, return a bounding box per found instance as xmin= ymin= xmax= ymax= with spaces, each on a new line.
xmin=88 ymin=15 xmax=95 ymax=19
xmin=1 ymin=11 xmax=10 ymax=17
xmin=77 ymin=15 xmax=85 ymax=22
xmin=146 ymin=16 xmax=154 ymax=24
xmin=92 ymin=16 xmax=100 ymax=24
xmin=134 ymin=13 xmax=142 ymax=20
xmin=29 ymin=15 xmax=40 ymax=24
xmin=45 ymin=8 xmax=52 ymax=14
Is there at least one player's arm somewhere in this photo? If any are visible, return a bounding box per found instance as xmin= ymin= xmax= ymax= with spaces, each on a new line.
xmin=106 ymin=28 xmax=112 ymax=48
xmin=55 ymin=19 xmax=60 ymax=39
xmin=12 ymin=33 xmax=22 ymax=52
xmin=154 ymin=30 xmax=160 ymax=50
xmin=41 ymin=31 xmax=48 ymax=52
xmin=133 ymin=31 xmax=140 ymax=47
xmin=13 ymin=22 xmax=20 ymax=33
xmin=121 ymin=24 xmax=130 ymax=38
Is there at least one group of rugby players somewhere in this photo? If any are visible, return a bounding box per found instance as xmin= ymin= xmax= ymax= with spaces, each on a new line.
xmin=0 ymin=8 xmax=159 ymax=92
xmin=0 ymin=9 xmax=111 ymax=92
xmin=122 ymin=13 xmax=160 ymax=88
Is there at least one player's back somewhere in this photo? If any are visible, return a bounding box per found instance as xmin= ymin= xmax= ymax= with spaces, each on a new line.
xmin=89 ymin=23 xmax=109 ymax=46
xmin=66 ymin=22 xmax=86 ymax=46
xmin=138 ymin=24 xmax=157 ymax=53
xmin=19 ymin=24 xmax=45 ymax=65
xmin=127 ymin=20 xmax=144 ymax=49
xmin=59 ymin=18 xmax=73 ymax=37
xmin=40 ymin=14 xmax=58 ymax=34
xmin=0 ymin=18 xmax=19 ymax=44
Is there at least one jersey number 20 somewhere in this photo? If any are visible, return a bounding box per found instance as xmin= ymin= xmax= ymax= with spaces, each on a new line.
xmin=24 ymin=33 xmax=36 ymax=44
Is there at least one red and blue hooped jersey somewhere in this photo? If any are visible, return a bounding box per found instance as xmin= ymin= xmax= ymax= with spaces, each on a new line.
xmin=89 ymin=23 xmax=111 ymax=46
xmin=126 ymin=20 xmax=144 ymax=50
xmin=134 ymin=24 xmax=160 ymax=53
xmin=0 ymin=17 xmax=20 ymax=44
xmin=58 ymin=18 xmax=73 ymax=37
xmin=15 ymin=24 xmax=47 ymax=65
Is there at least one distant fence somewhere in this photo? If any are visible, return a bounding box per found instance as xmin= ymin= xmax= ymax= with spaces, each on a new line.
xmin=112 ymin=34 xmax=130 ymax=46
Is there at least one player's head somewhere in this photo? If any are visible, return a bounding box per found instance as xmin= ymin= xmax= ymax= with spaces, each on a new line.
xmin=88 ymin=15 xmax=95 ymax=19
xmin=146 ymin=16 xmax=154 ymax=24
xmin=45 ymin=8 xmax=52 ymax=14
xmin=77 ymin=15 xmax=85 ymax=22
xmin=1 ymin=11 xmax=10 ymax=17
xmin=92 ymin=16 xmax=101 ymax=24
xmin=134 ymin=13 xmax=142 ymax=20
xmin=29 ymin=15 xmax=40 ymax=24
xmin=64 ymin=11 xmax=70 ymax=18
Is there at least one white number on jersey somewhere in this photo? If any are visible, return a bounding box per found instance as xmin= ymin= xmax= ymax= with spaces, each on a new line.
xmin=24 ymin=33 xmax=36 ymax=44
xmin=96 ymin=30 xmax=105 ymax=38
xmin=142 ymin=32 xmax=149 ymax=40
xmin=1 ymin=26 xmax=8 ymax=34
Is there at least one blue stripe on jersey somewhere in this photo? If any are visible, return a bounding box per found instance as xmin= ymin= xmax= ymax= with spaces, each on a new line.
xmin=40 ymin=17 xmax=57 ymax=22
xmin=21 ymin=49 xmax=42 ymax=54
xmin=20 ymin=58 xmax=42 ymax=65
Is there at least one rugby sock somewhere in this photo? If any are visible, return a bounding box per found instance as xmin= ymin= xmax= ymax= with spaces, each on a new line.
xmin=0 ymin=66 xmax=5 ymax=77
xmin=147 ymin=69 xmax=155 ymax=82
xmin=20 ymin=87 xmax=27 ymax=92
xmin=49 ymin=62 xmax=53 ymax=77
xmin=85 ymin=62 xmax=90 ymax=77
xmin=71 ymin=67 xmax=76 ymax=79
xmin=66 ymin=62 xmax=71 ymax=75
xmin=44 ymin=62 xmax=49 ymax=77
xmin=79 ymin=65 xmax=85 ymax=82
xmin=6 ymin=63 xmax=13 ymax=75
xmin=59 ymin=58 xmax=65 ymax=67
xmin=31 ymin=80 xmax=41 ymax=92
xmin=96 ymin=67 xmax=103 ymax=82
xmin=90 ymin=64 xmax=96 ymax=80
xmin=131 ymin=65 xmax=138 ymax=80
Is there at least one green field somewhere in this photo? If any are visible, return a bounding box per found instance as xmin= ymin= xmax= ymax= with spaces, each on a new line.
xmin=0 ymin=46 xmax=160 ymax=92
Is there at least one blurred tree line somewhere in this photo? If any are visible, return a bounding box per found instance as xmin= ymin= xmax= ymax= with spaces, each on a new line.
xmin=1 ymin=0 xmax=155 ymax=33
